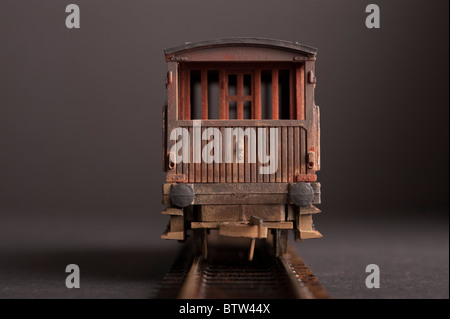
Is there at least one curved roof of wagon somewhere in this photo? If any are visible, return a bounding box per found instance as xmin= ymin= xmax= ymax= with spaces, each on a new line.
xmin=164 ymin=37 xmax=317 ymax=56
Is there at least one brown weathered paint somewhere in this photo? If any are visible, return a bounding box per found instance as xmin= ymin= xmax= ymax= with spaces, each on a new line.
xmin=188 ymin=126 xmax=194 ymax=182
xmin=202 ymin=133 xmax=207 ymax=183
xmin=254 ymin=69 xmax=261 ymax=119
xmin=275 ymin=126 xmax=281 ymax=183
xmin=281 ymin=126 xmax=288 ymax=182
xmin=304 ymin=60 xmax=316 ymax=175
xmin=288 ymin=127 xmax=294 ymax=182
xmin=244 ymin=127 xmax=250 ymax=183
xmin=165 ymin=61 xmax=178 ymax=183
xmin=294 ymin=126 xmax=300 ymax=176
xmin=296 ymin=64 xmax=305 ymax=120
xmin=201 ymin=69 xmax=208 ymax=120
xmin=271 ymin=69 xmax=279 ymax=120
xmin=184 ymin=67 xmax=190 ymax=120
xmin=219 ymin=70 xmax=227 ymax=119
xmin=269 ymin=128 xmax=275 ymax=183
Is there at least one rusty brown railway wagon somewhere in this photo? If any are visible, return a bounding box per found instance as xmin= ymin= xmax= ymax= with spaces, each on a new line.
xmin=161 ymin=38 xmax=322 ymax=259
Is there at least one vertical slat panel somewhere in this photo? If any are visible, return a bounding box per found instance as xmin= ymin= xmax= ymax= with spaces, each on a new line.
xmin=254 ymin=69 xmax=261 ymax=119
xmin=239 ymin=128 xmax=245 ymax=183
xmin=281 ymin=127 xmax=287 ymax=182
xmin=294 ymin=126 xmax=300 ymax=177
xmin=244 ymin=127 xmax=250 ymax=183
xmin=184 ymin=68 xmax=190 ymax=120
xmin=263 ymin=128 xmax=269 ymax=183
xmin=208 ymin=162 xmax=214 ymax=182
xmin=220 ymin=127 xmax=226 ymax=183
xmin=276 ymin=126 xmax=282 ymax=183
xmin=208 ymin=133 xmax=214 ymax=183
xmin=213 ymin=128 xmax=220 ymax=183
xmin=189 ymin=126 xmax=194 ymax=182
xmin=183 ymin=127 xmax=189 ymax=181
xmin=251 ymin=129 xmax=257 ymax=182
xmin=201 ymin=69 xmax=208 ymax=120
xmin=201 ymin=129 xmax=207 ymax=182
xmin=296 ymin=64 xmax=305 ymax=120
xmin=290 ymin=69 xmax=295 ymax=119
xmin=176 ymin=136 xmax=182 ymax=176
xmin=301 ymin=127 xmax=306 ymax=175
xmin=225 ymin=79 xmax=229 ymax=120
xmin=288 ymin=127 xmax=294 ymax=182
xmin=269 ymin=127 xmax=275 ymax=183
xmin=256 ymin=129 xmax=262 ymax=183
xmin=237 ymin=73 xmax=244 ymax=119
xmin=226 ymin=128 xmax=232 ymax=183
xmin=174 ymin=123 xmax=309 ymax=183
xmin=194 ymin=126 xmax=201 ymax=183
xmin=232 ymin=132 xmax=238 ymax=183
xmin=233 ymin=155 xmax=239 ymax=183
xmin=219 ymin=70 xmax=227 ymax=119
xmin=175 ymin=162 xmax=181 ymax=179
xmin=272 ymin=70 xmax=279 ymax=119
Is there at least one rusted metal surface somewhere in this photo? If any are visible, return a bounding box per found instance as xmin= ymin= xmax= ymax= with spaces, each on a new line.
xmin=280 ymin=244 xmax=329 ymax=299
xmin=157 ymin=239 xmax=328 ymax=299
xmin=295 ymin=174 xmax=317 ymax=182
xmin=166 ymin=174 xmax=186 ymax=183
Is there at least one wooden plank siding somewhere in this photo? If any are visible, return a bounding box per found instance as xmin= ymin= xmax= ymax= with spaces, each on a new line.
xmin=176 ymin=123 xmax=308 ymax=183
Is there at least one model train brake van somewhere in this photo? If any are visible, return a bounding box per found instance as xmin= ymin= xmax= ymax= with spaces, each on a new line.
xmin=161 ymin=38 xmax=322 ymax=260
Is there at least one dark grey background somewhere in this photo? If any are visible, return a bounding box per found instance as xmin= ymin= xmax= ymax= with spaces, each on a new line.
xmin=0 ymin=0 xmax=448 ymax=298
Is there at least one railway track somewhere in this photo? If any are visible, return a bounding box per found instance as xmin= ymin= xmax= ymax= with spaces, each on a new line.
xmin=156 ymin=237 xmax=329 ymax=299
